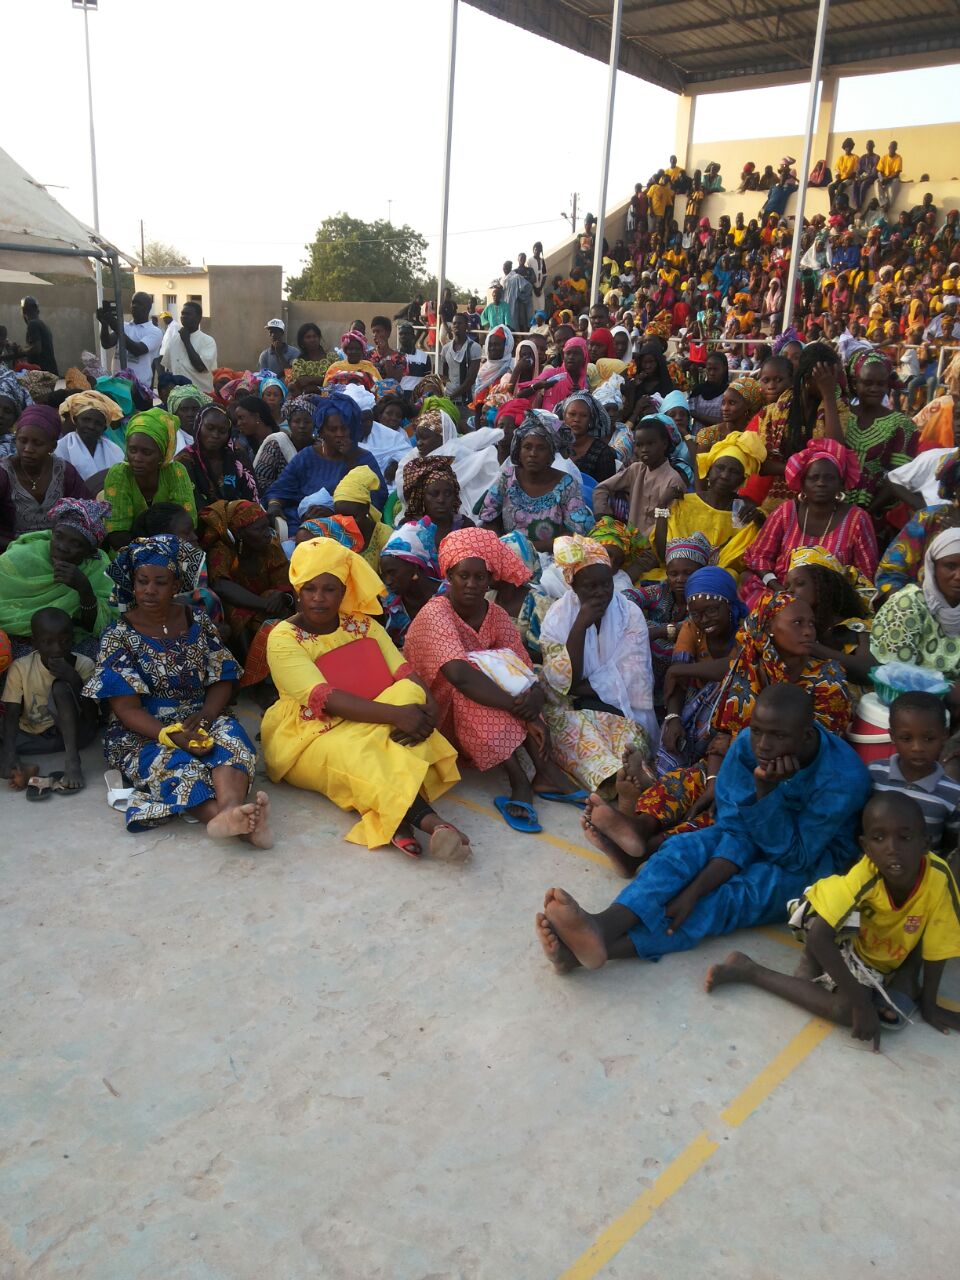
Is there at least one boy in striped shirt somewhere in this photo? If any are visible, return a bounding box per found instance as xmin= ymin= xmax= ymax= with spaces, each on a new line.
xmin=869 ymin=692 xmax=960 ymax=861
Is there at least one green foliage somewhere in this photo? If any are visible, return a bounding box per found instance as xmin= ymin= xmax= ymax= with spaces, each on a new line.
xmin=287 ymin=212 xmax=469 ymax=303
xmin=287 ymin=213 xmax=429 ymax=302
xmin=142 ymin=239 xmax=191 ymax=269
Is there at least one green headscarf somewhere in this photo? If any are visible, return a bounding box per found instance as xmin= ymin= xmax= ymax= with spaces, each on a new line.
xmin=0 ymin=530 xmax=116 ymax=638
xmin=125 ymin=407 xmax=179 ymax=463
xmin=422 ymin=394 xmax=460 ymax=427
xmin=168 ymin=384 xmax=213 ymax=415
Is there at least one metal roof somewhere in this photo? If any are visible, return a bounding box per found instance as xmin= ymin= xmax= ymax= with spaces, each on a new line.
xmin=463 ymin=0 xmax=960 ymax=93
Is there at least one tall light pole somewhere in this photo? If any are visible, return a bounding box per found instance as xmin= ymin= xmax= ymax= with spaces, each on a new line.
xmin=74 ymin=0 xmax=104 ymax=347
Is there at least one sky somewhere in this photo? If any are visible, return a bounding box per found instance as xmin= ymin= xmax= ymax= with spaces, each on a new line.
xmin=7 ymin=0 xmax=960 ymax=296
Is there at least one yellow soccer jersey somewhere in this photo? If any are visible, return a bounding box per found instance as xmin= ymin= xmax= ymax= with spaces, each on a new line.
xmin=805 ymin=854 xmax=960 ymax=974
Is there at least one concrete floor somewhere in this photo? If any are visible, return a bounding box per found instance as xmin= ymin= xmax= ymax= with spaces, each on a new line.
xmin=2 ymin=729 xmax=959 ymax=1280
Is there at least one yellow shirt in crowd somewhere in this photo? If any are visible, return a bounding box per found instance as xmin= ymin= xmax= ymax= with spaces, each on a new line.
xmin=878 ymin=153 xmax=903 ymax=179
xmin=805 ymin=853 xmax=960 ymax=974
xmin=834 ymin=151 xmax=858 ymax=180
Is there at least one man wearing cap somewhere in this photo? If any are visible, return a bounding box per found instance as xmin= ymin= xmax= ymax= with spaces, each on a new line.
xmin=98 ymin=290 xmax=164 ymax=388
xmin=258 ymin=319 xmax=299 ymax=375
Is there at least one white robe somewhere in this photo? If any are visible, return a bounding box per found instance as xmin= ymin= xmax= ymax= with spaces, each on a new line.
xmin=53 ymin=431 xmax=124 ymax=481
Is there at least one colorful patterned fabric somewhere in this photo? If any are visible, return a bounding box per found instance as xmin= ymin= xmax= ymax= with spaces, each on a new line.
xmin=875 ymin=504 xmax=960 ymax=596
xmin=742 ymin=499 xmax=878 ymax=606
xmin=438 ymin=526 xmax=530 ymax=585
xmin=48 ymin=497 xmax=111 ymax=548
xmin=711 ymin=590 xmax=852 ymax=738
xmin=783 ymin=437 xmax=862 ymax=492
xmin=58 ymin=390 xmax=123 ymax=425
xmin=553 ymin=534 xmax=611 ymax=584
xmin=479 ymin=463 xmax=594 ymax=545
xmin=404 ymin=593 xmax=533 ymax=771
xmin=402 ymin=455 xmax=461 ymax=523
xmin=84 ymin=608 xmax=255 ymax=831
xmin=871 ymin=583 xmax=960 ymax=678
xmin=590 ymin=515 xmax=648 ymax=560
xmin=843 ymin=410 xmax=918 ymax=508
xmin=106 ymin=534 xmax=205 ymax=608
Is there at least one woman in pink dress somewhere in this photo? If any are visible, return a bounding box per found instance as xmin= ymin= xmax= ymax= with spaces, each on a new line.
xmin=741 ymin=438 xmax=878 ymax=607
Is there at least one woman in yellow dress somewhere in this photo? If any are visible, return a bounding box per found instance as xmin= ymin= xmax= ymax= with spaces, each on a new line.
xmin=649 ymin=430 xmax=766 ymax=580
xmin=261 ymin=537 xmax=468 ymax=860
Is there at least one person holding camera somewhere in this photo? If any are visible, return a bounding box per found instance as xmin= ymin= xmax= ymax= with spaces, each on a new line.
xmin=98 ymin=291 xmax=164 ymax=389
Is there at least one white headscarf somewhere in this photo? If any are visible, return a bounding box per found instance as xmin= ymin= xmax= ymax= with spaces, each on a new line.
xmin=540 ymin=589 xmax=658 ymax=745
xmin=474 ymin=326 xmax=516 ymax=396
xmin=922 ymin=528 xmax=960 ymax=635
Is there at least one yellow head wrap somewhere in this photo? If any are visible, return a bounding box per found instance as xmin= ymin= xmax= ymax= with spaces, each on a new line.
xmin=288 ymin=538 xmax=385 ymax=615
xmin=553 ymin=534 xmax=612 ymax=585
xmin=696 ymin=429 xmax=767 ymax=480
xmin=59 ymin=390 xmax=124 ymax=425
xmin=788 ymin=544 xmax=844 ymax=575
xmin=333 ymin=465 xmax=382 ymax=522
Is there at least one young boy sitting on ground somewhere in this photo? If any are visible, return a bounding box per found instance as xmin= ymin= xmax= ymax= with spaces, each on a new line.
xmin=705 ymin=792 xmax=960 ymax=1046
xmin=868 ymin=691 xmax=960 ymax=863
xmin=0 ymin=608 xmax=99 ymax=794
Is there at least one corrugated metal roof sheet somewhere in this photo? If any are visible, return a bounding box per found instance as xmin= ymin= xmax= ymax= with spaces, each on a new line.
xmin=464 ymin=0 xmax=960 ymax=92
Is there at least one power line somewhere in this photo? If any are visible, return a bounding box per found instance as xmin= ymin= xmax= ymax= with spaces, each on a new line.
xmin=189 ymin=215 xmax=565 ymax=250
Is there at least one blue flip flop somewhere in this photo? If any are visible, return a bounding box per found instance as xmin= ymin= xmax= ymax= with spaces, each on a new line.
xmin=534 ymin=789 xmax=590 ymax=807
xmin=493 ymin=796 xmax=542 ymax=834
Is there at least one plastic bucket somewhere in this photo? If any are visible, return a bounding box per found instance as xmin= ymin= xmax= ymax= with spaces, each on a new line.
xmin=847 ymin=691 xmax=893 ymax=765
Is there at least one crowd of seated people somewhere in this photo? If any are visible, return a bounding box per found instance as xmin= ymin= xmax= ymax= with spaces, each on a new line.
xmin=2 ymin=270 xmax=960 ymax=1049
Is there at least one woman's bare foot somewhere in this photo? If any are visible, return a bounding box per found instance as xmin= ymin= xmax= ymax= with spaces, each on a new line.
xmin=615 ymin=768 xmax=644 ymax=816
xmin=431 ymin=825 xmax=471 ymax=863
xmin=207 ymin=802 xmax=258 ymax=839
xmin=704 ymin=950 xmax=756 ymax=993
xmin=582 ymin=794 xmax=647 ymax=876
xmin=248 ymin=791 xmax=275 ymax=850
xmin=622 ymin=748 xmax=656 ymax=791
xmin=61 ymin=757 xmax=86 ymax=792
xmin=535 ymin=910 xmax=579 ymax=974
xmin=543 ymin=887 xmax=608 ymax=970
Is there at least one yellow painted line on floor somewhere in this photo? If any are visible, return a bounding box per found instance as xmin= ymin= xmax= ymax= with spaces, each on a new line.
xmin=557 ymin=1016 xmax=832 ymax=1280
xmin=446 ymin=794 xmax=610 ymax=868
xmin=719 ymin=1016 xmax=833 ymax=1127
xmin=557 ymin=1131 xmax=720 ymax=1280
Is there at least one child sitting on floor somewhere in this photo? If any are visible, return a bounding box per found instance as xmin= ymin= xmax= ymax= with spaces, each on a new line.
xmin=0 ymin=608 xmax=99 ymax=795
xmin=705 ymin=792 xmax=960 ymax=1046
xmin=868 ymin=691 xmax=960 ymax=860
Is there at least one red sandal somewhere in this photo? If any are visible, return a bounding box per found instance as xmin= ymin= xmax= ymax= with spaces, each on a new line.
xmin=391 ymin=833 xmax=421 ymax=858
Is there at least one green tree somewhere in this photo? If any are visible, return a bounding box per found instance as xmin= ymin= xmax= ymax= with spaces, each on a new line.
xmin=142 ymin=239 xmax=191 ymax=269
xmin=287 ymin=213 xmax=430 ymax=302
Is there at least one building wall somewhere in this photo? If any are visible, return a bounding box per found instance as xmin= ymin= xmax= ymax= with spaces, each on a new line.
xmin=0 ymin=276 xmax=99 ymax=373
xmin=207 ymin=265 xmax=283 ymax=370
xmin=285 ymin=301 xmax=410 ymax=355
xmin=132 ymin=270 xmax=210 ymax=318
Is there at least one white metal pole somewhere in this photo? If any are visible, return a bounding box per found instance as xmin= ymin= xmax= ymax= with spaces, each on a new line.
xmin=81 ymin=2 xmax=104 ymax=317
xmin=591 ymin=0 xmax=624 ymax=306
xmin=436 ymin=0 xmax=458 ymax=370
xmin=782 ymin=0 xmax=831 ymax=333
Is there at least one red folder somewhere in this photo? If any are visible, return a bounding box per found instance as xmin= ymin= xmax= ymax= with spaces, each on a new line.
xmin=315 ymin=637 xmax=394 ymax=701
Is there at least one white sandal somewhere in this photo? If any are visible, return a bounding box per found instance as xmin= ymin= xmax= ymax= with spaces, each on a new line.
xmin=104 ymin=769 xmax=134 ymax=812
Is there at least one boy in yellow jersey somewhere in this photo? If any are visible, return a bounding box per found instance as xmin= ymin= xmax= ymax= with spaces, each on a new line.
xmin=706 ymin=792 xmax=960 ymax=1047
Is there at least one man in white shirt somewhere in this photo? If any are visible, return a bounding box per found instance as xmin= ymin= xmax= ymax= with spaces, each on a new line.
xmin=98 ymin=291 xmax=164 ymax=388
xmin=161 ymin=301 xmax=217 ymax=394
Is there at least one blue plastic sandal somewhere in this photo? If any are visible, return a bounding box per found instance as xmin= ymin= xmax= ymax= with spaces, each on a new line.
xmin=493 ymin=796 xmax=542 ymax=834
xmin=534 ymin=789 xmax=590 ymax=807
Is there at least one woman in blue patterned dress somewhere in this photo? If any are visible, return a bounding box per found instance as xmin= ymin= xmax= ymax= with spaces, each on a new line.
xmin=85 ymin=535 xmax=270 ymax=846
xmin=478 ymin=412 xmax=593 ymax=551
